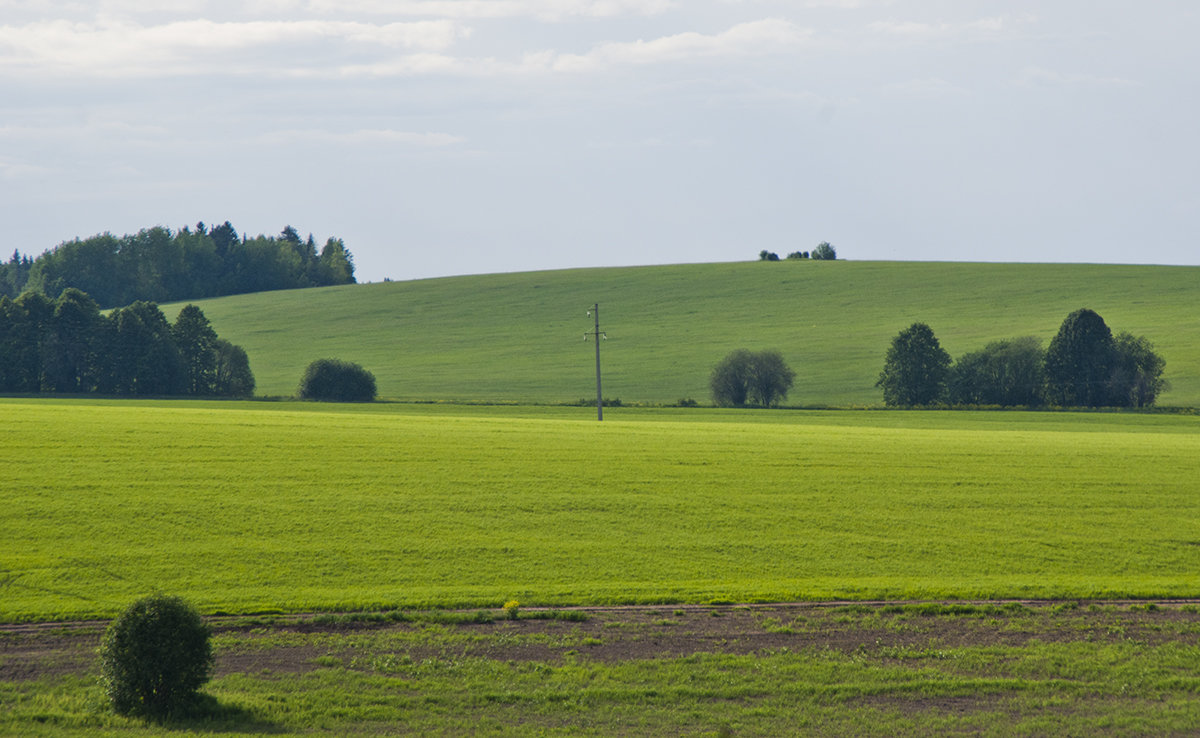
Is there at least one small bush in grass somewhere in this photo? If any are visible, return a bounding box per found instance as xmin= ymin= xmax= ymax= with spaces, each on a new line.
xmin=99 ymin=594 xmax=213 ymax=720
xmin=298 ymin=358 xmax=377 ymax=402
xmin=504 ymin=600 xmax=521 ymax=620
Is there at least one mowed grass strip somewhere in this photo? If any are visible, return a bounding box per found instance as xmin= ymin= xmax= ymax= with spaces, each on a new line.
xmin=3 ymin=399 xmax=1200 ymax=621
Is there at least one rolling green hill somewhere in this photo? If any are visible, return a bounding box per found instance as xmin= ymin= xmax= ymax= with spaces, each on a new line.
xmin=177 ymin=261 xmax=1200 ymax=406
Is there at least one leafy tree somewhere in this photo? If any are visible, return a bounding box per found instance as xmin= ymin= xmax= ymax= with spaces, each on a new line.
xmin=317 ymin=237 xmax=356 ymax=285
xmin=811 ymin=242 xmax=837 ymax=260
xmin=209 ymin=221 xmax=239 ymax=259
xmin=1110 ymin=332 xmax=1167 ymax=407
xmin=213 ymin=339 xmax=256 ymax=397
xmin=711 ymin=349 xmax=753 ymax=406
xmin=1044 ymin=308 xmax=1115 ymax=407
xmin=786 ymin=251 xmax=809 ymax=260
xmin=1 ymin=291 xmax=52 ymax=391
xmin=948 ymin=336 xmax=1045 ymax=406
xmin=105 ymin=301 xmax=184 ymax=396
xmin=710 ymin=349 xmax=796 ymax=407
xmin=298 ymin=358 xmax=377 ymax=402
xmin=877 ymin=322 xmax=951 ymax=406
xmin=758 ymin=250 xmax=780 ymax=262
xmin=99 ymin=594 xmax=213 ymax=719
xmin=41 ymin=288 xmax=104 ymax=393
xmin=172 ymin=305 xmax=219 ymax=395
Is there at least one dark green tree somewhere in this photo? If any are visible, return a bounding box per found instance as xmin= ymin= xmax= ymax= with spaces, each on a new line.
xmin=99 ymin=594 xmax=213 ymax=719
xmin=41 ymin=288 xmax=104 ymax=393
xmin=212 ymin=339 xmax=256 ymax=397
xmin=1 ymin=291 xmax=53 ymax=391
xmin=948 ymin=336 xmax=1045 ymax=406
xmin=317 ymin=237 xmax=356 ymax=285
xmin=172 ymin=305 xmax=218 ymax=395
xmin=710 ymin=349 xmax=796 ymax=407
xmin=811 ymin=242 xmax=837 ymax=260
xmin=1044 ymin=308 xmax=1115 ymax=407
xmin=877 ymin=322 xmax=951 ymax=406
xmin=710 ymin=349 xmax=752 ymax=407
xmin=1110 ymin=332 xmax=1167 ymax=407
xmin=106 ymin=301 xmax=183 ymax=396
xmin=298 ymin=358 xmax=376 ymax=402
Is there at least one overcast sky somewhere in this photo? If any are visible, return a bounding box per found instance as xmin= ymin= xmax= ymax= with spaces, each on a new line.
xmin=2 ymin=1 xmax=1197 ymax=282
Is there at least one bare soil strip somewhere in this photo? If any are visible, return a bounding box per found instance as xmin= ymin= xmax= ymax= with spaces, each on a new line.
xmin=5 ymin=600 xmax=1199 ymax=682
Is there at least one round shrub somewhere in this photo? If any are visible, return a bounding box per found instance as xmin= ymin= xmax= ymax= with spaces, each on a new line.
xmin=99 ymin=594 xmax=213 ymax=719
xmin=297 ymin=358 xmax=377 ymax=402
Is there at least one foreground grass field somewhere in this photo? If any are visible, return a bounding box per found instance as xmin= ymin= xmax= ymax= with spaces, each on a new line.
xmin=4 ymin=399 xmax=1199 ymax=622
xmin=5 ymin=603 xmax=1200 ymax=736
xmin=179 ymin=261 xmax=1200 ymax=405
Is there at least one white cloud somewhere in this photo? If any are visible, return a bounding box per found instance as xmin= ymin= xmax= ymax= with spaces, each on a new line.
xmin=0 ymin=156 xmax=55 ymax=180
xmin=261 ymin=128 xmax=466 ymax=147
xmin=302 ymin=0 xmax=677 ymax=21
xmin=869 ymin=16 xmax=1011 ymax=41
xmin=883 ymin=77 xmax=970 ymax=99
xmin=549 ymin=19 xmax=809 ymax=72
xmin=0 ymin=18 xmax=468 ymax=77
xmin=1018 ymin=66 xmax=1138 ymax=89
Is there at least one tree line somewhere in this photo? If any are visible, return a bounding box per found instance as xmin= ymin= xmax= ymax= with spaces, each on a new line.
xmin=759 ymin=242 xmax=837 ymax=262
xmin=0 ymin=288 xmax=254 ymax=397
xmin=0 ymin=222 xmax=355 ymax=309
xmin=878 ymin=309 xmax=1167 ymax=408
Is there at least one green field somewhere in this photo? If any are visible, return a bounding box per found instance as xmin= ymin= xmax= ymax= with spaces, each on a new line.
xmin=178 ymin=261 xmax=1200 ymax=405
xmin=4 ymin=399 xmax=1200 ymax=622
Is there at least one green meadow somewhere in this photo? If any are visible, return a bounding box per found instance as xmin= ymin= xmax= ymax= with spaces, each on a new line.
xmin=179 ymin=260 xmax=1200 ymax=405
xmin=4 ymin=399 xmax=1200 ymax=622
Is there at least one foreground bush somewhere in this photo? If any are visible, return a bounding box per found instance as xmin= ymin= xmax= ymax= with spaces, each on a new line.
xmin=99 ymin=595 xmax=213 ymax=719
xmin=298 ymin=358 xmax=377 ymax=402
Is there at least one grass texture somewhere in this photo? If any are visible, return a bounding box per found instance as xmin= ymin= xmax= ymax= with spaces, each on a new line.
xmin=6 ymin=605 xmax=1200 ymax=736
xmin=3 ymin=399 xmax=1200 ymax=621
xmin=176 ymin=260 xmax=1200 ymax=405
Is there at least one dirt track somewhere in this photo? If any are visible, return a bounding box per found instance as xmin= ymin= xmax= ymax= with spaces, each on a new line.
xmin=5 ymin=600 xmax=1200 ymax=682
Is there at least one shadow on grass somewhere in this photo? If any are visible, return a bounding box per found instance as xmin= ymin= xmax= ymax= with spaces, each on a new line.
xmin=150 ymin=694 xmax=283 ymax=734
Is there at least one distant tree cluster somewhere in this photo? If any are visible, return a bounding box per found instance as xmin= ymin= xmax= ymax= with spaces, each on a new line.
xmin=0 ymin=289 xmax=254 ymax=396
xmin=710 ymin=349 xmax=795 ymax=407
xmin=0 ymin=222 xmax=355 ymax=308
xmin=877 ymin=309 xmax=1167 ymax=408
xmin=760 ymin=242 xmax=836 ymax=262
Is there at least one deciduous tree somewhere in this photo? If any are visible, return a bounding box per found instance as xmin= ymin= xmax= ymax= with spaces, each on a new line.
xmin=877 ymin=322 xmax=951 ymax=406
xmin=710 ymin=349 xmax=795 ymax=407
xmin=1044 ymin=308 xmax=1115 ymax=407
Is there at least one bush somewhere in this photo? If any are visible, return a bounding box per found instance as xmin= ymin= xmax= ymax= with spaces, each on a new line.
xmin=99 ymin=594 xmax=213 ymax=719
xmin=298 ymin=358 xmax=377 ymax=402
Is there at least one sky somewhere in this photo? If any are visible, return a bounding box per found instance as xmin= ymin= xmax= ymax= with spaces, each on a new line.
xmin=1 ymin=1 xmax=1197 ymax=283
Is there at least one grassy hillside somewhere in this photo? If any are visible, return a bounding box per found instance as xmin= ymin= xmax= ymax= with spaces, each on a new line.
xmin=177 ymin=261 xmax=1200 ymax=405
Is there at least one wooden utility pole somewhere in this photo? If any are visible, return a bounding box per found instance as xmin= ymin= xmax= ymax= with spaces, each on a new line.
xmin=585 ymin=304 xmax=605 ymax=421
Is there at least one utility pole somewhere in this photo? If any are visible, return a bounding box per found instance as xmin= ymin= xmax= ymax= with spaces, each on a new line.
xmin=585 ymin=303 xmax=606 ymax=421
